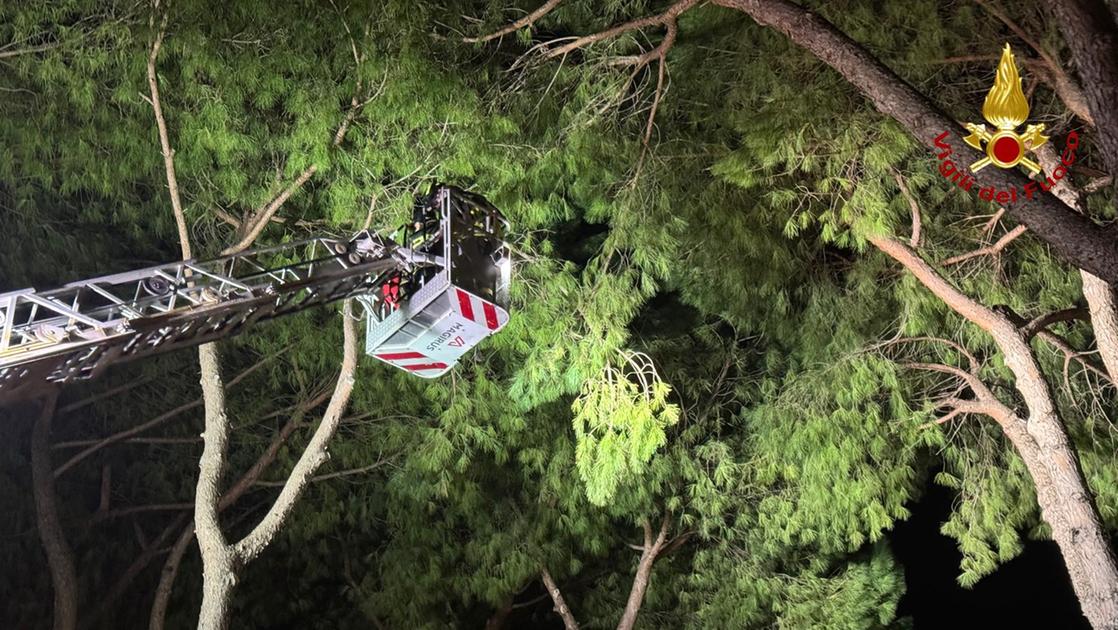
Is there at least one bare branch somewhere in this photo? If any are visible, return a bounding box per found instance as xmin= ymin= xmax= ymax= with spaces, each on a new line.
xmin=464 ymin=0 xmax=565 ymax=43
xmin=149 ymin=397 xmax=314 ymax=630
xmin=540 ymin=566 xmax=580 ymax=630
xmin=92 ymin=503 xmax=194 ymax=523
xmin=972 ymin=1 xmax=1095 ymax=124
xmin=901 ymin=361 xmax=986 ymax=393
xmin=1084 ymin=176 xmax=1113 ymax=193
xmin=1022 ymin=307 xmax=1090 ymax=340
xmin=1037 ymin=328 xmax=1115 ymax=386
xmin=57 ymin=376 xmax=155 ymax=414
xmin=146 ymin=9 xmax=190 ymax=260
xmin=892 ymin=172 xmax=922 ymax=248
xmin=0 ymin=41 xmax=62 ymax=59
xmin=872 ymin=335 xmax=979 ymax=371
xmin=52 ymin=356 xmax=274 ymax=476
xmin=220 ymin=46 xmax=383 ymax=255
xmin=942 ymin=224 xmax=1028 ymax=266
xmin=252 ymin=457 xmax=391 ymax=487
xmin=31 ymin=392 xmax=78 ymax=630
xmin=85 ymin=513 xmax=189 ymax=628
xmin=540 ymin=0 xmax=699 ymax=61
xmin=221 ymin=166 xmax=319 ymax=255
xmin=233 ymin=301 xmax=360 ymax=563
xmin=981 ymin=208 xmax=1006 ymax=240
xmin=632 ymin=55 xmax=667 ymax=181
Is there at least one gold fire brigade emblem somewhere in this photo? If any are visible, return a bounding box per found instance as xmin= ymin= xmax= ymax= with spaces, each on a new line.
xmin=963 ymin=44 xmax=1048 ymax=174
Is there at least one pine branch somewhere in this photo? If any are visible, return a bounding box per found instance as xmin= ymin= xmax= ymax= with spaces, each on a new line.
xmin=540 ymin=566 xmax=580 ymax=630
xmin=941 ymin=225 xmax=1028 ymax=266
xmin=51 ymin=356 xmax=276 ymax=475
xmin=0 ymin=41 xmax=62 ymax=59
xmin=463 ymin=0 xmax=565 ymax=43
xmin=892 ymin=172 xmax=922 ymax=248
xmin=232 ymin=301 xmax=359 ymax=564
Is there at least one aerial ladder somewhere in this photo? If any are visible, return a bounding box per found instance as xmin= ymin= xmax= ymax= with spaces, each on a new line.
xmin=0 ymin=185 xmax=511 ymax=403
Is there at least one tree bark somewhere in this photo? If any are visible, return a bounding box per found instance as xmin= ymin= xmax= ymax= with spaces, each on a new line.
xmin=193 ymin=343 xmax=237 ymax=630
xmin=1048 ymin=0 xmax=1118 ymax=194
xmin=709 ymin=0 xmax=1118 ymax=282
xmin=31 ymin=392 xmax=79 ymax=630
xmin=148 ymin=524 xmax=197 ymax=630
xmin=540 ymin=567 xmax=579 ymax=630
xmin=1034 ymin=143 xmax=1118 ymax=382
xmin=232 ymin=304 xmax=358 ymax=563
xmin=148 ymin=395 xmax=318 ymax=630
xmin=616 ymin=517 xmax=670 ymax=630
xmin=870 ymin=234 xmax=1118 ymax=628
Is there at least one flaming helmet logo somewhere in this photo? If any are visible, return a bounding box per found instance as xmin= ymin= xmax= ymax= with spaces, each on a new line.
xmin=963 ymin=44 xmax=1048 ymax=174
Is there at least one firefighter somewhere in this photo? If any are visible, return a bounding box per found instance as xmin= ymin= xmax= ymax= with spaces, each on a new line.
xmin=409 ymin=186 xmax=441 ymax=250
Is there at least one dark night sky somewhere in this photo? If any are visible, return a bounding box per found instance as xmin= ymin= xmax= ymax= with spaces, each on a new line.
xmin=891 ymin=477 xmax=1090 ymax=629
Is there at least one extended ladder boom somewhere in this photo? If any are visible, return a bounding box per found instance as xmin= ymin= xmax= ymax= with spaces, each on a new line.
xmin=0 ymin=230 xmax=404 ymax=401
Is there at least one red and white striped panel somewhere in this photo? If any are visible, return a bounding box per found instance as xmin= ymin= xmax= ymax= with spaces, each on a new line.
xmin=452 ymin=288 xmax=509 ymax=332
xmin=372 ymin=350 xmax=449 ymax=376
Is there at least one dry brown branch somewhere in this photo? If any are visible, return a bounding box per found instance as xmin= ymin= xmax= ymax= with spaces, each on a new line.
xmin=464 ymin=0 xmax=565 ymax=43
xmin=941 ymin=225 xmax=1028 ymax=266
xmin=982 ymin=208 xmax=1006 ymax=240
xmin=51 ymin=357 xmax=274 ymax=476
xmin=0 ymin=41 xmax=62 ymax=59
xmin=540 ymin=0 xmax=699 ymax=61
xmin=893 ymin=172 xmax=922 ymax=248
xmin=252 ymin=457 xmax=391 ymax=487
xmin=873 ymin=335 xmax=980 ymax=371
xmin=1022 ymin=307 xmax=1090 ymax=340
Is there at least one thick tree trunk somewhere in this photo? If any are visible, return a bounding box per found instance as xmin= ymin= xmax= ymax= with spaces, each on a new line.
xmin=870 ymin=235 xmax=1118 ymax=628
xmin=196 ymin=547 xmax=237 ymax=630
xmin=1034 ymin=144 xmax=1118 ymax=382
xmin=617 ymin=517 xmax=669 ymax=630
xmin=194 ymin=343 xmax=236 ymax=630
xmin=31 ymin=393 xmax=79 ymax=630
xmin=1002 ymin=406 xmax=1118 ymax=628
xmin=712 ymin=0 xmax=1118 ymax=282
xmin=1049 ymin=0 xmax=1118 ymax=192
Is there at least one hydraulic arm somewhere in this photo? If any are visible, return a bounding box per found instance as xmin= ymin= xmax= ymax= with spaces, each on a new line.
xmin=0 ymin=185 xmax=511 ymax=402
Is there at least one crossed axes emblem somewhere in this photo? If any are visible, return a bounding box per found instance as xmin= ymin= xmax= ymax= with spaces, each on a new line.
xmin=962 ymin=44 xmax=1049 ymax=175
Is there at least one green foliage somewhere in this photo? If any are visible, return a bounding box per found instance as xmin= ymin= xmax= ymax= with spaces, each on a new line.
xmin=572 ymin=351 xmax=679 ymax=505
xmin=2 ymin=0 xmax=1116 ymax=628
